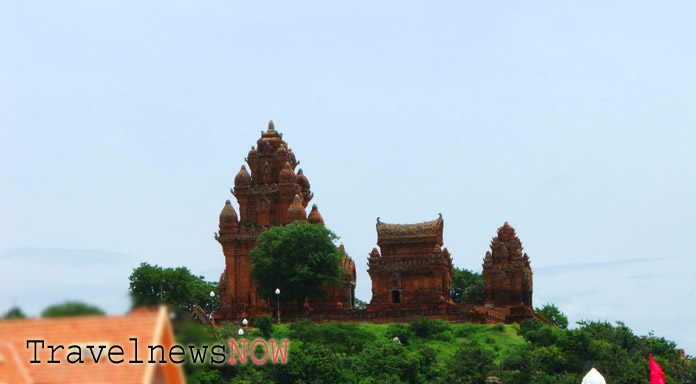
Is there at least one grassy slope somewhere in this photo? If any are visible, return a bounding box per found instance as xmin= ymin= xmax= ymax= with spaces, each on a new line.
xmin=183 ymin=318 xmax=696 ymax=384
xmin=226 ymin=321 xmax=526 ymax=366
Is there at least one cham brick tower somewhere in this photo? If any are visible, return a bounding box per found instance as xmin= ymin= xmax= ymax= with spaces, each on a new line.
xmin=482 ymin=222 xmax=534 ymax=320
xmin=215 ymin=121 xmax=355 ymax=320
xmin=366 ymin=215 xmax=454 ymax=311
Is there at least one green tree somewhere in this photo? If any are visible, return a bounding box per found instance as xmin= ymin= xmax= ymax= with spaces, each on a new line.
xmin=386 ymin=322 xmax=413 ymax=345
xmin=536 ymin=303 xmax=569 ymax=330
xmin=41 ymin=301 xmax=105 ymax=318
xmin=354 ymin=297 xmax=368 ymax=309
xmin=253 ymin=314 xmax=274 ymax=338
xmin=352 ymin=339 xmax=425 ymax=383
xmin=128 ymin=262 xmax=219 ymax=314
xmin=173 ymin=320 xmax=217 ymax=382
xmin=519 ymin=317 xmax=558 ymax=347
xmin=250 ymin=221 xmax=345 ymax=314
xmin=445 ymin=342 xmax=495 ymax=384
xmin=408 ymin=316 xmax=451 ymax=339
xmin=3 ymin=306 xmax=26 ymax=319
xmin=451 ymin=267 xmax=485 ymax=305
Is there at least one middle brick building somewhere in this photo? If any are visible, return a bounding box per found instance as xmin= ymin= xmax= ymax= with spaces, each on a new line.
xmin=367 ymin=215 xmax=455 ymax=311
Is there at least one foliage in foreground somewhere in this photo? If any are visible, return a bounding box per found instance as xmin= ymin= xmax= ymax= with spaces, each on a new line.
xmin=180 ymin=316 xmax=696 ymax=384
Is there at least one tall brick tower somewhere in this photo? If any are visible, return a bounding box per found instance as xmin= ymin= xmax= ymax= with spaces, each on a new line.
xmin=482 ymin=222 xmax=533 ymax=311
xmin=215 ymin=121 xmax=355 ymax=320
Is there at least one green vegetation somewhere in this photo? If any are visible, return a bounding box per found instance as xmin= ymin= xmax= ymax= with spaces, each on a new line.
xmin=253 ymin=314 xmax=274 ymax=338
xmin=128 ymin=262 xmax=219 ymax=314
xmin=536 ymin=303 xmax=569 ymax=330
xmin=41 ymin=301 xmax=105 ymax=318
xmin=182 ymin=315 xmax=696 ymax=384
xmin=450 ymin=267 xmax=484 ymax=305
xmin=354 ymin=298 xmax=368 ymax=309
xmin=250 ymin=221 xmax=345 ymax=314
xmin=2 ymin=306 xmax=26 ymax=319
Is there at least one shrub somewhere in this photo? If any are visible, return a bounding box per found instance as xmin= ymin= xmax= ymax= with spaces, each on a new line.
xmin=408 ymin=316 xmax=451 ymax=338
xmin=288 ymin=319 xmax=317 ymax=342
xmin=387 ymin=322 xmax=413 ymax=345
xmin=444 ymin=342 xmax=495 ymax=384
xmin=454 ymin=322 xmax=477 ymax=338
xmin=289 ymin=320 xmax=375 ymax=354
xmin=196 ymin=369 xmax=225 ymax=384
xmin=519 ymin=318 xmax=558 ymax=346
xmin=265 ymin=342 xmax=348 ymax=384
xmin=432 ymin=330 xmax=454 ymax=341
xmin=355 ymin=339 xmax=423 ymax=383
xmin=312 ymin=322 xmax=376 ymax=354
xmin=253 ymin=314 xmax=274 ymax=338
xmin=499 ymin=348 xmax=530 ymax=372
xmin=519 ymin=317 xmax=544 ymax=337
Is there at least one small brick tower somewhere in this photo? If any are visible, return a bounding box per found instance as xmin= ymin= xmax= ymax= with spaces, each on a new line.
xmin=216 ymin=121 xmax=355 ymax=320
xmin=367 ymin=215 xmax=454 ymax=311
xmin=482 ymin=222 xmax=533 ymax=311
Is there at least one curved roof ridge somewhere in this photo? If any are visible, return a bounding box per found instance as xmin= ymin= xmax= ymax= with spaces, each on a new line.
xmin=376 ymin=216 xmax=443 ymax=244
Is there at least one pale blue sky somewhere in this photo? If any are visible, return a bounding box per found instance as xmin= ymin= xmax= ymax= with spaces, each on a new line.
xmin=1 ymin=2 xmax=695 ymax=352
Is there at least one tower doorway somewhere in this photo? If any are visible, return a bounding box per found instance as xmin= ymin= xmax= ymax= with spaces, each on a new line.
xmin=391 ymin=290 xmax=401 ymax=303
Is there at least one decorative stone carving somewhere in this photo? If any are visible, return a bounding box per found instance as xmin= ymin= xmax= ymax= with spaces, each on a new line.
xmin=366 ymin=216 xmax=454 ymax=311
xmin=216 ymin=121 xmax=355 ymax=320
xmin=482 ymin=222 xmax=533 ymax=310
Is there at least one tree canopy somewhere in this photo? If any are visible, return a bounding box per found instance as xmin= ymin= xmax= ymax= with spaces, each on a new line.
xmin=450 ymin=267 xmax=485 ymax=305
xmin=536 ymin=302 xmax=569 ymax=329
xmin=354 ymin=298 xmax=368 ymax=309
xmin=2 ymin=306 xmax=26 ymax=319
xmin=41 ymin=301 xmax=105 ymax=318
xmin=128 ymin=262 xmax=219 ymax=314
xmin=250 ymin=220 xmax=345 ymax=313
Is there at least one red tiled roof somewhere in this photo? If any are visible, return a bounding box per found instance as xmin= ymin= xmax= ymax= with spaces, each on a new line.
xmin=0 ymin=343 xmax=32 ymax=384
xmin=0 ymin=306 xmax=184 ymax=384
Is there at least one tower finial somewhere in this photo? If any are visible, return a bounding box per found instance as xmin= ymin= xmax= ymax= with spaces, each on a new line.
xmin=308 ymin=203 xmax=324 ymax=224
xmin=268 ymin=120 xmax=275 ymax=131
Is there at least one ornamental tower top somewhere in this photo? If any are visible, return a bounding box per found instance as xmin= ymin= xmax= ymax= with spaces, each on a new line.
xmin=231 ymin=120 xmax=313 ymax=227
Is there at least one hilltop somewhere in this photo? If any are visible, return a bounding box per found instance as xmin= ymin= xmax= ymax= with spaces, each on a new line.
xmin=178 ymin=317 xmax=695 ymax=384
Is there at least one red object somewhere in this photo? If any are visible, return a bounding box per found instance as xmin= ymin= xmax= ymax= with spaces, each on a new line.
xmin=649 ymin=354 xmax=666 ymax=384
